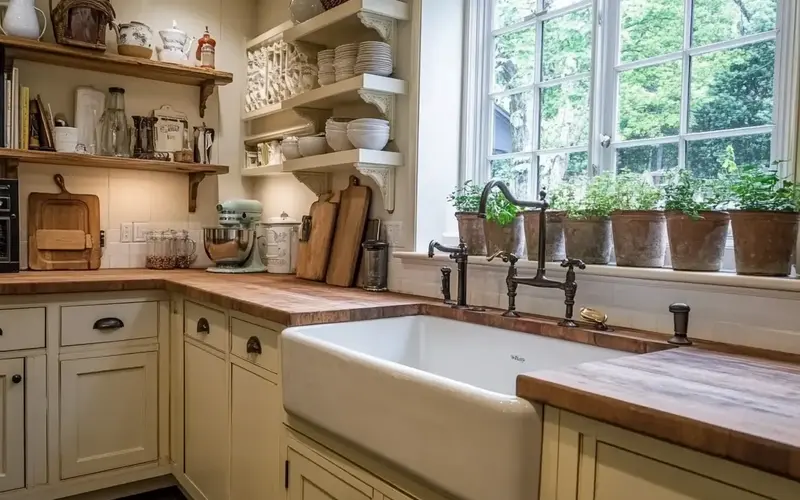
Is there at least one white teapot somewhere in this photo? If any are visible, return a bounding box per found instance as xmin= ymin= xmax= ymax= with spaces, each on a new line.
xmin=157 ymin=21 xmax=196 ymax=65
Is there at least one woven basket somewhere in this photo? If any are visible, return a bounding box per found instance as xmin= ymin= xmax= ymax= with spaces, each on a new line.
xmin=321 ymin=0 xmax=350 ymax=10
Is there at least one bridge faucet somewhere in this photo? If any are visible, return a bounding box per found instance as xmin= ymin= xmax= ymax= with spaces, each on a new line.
xmin=478 ymin=180 xmax=586 ymax=327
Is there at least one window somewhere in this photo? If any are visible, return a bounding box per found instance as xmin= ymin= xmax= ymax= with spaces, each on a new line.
xmin=464 ymin=0 xmax=796 ymax=198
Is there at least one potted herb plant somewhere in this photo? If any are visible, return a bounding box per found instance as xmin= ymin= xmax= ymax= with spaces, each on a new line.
xmin=611 ymin=171 xmax=666 ymax=268
xmin=522 ymin=185 xmax=566 ymax=262
xmin=482 ymin=191 xmax=525 ymax=256
xmin=447 ymin=180 xmax=486 ymax=256
xmin=561 ymin=174 xmax=616 ymax=265
xmin=723 ymin=161 xmax=799 ymax=276
xmin=663 ymin=169 xmax=730 ymax=271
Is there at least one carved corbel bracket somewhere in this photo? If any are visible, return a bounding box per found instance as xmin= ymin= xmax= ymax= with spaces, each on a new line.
xmin=356 ymin=91 xmax=395 ymax=138
xmin=188 ymin=173 xmax=206 ymax=213
xmin=357 ymin=12 xmax=397 ymax=46
xmin=199 ymin=81 xmax=216 ymax=118
xmin=355 ymin=162 xmax=395 ymax=213
xmin=292 ymin=171 xmax=332 ymax=196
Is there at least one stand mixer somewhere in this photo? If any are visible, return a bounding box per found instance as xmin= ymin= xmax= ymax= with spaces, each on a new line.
xmin=203 ymin=200 xmax=266 ymax=273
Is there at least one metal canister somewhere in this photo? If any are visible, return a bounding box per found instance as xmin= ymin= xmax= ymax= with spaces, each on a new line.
xmin=258 ymin=212 xmax=300 ymax=274
xmin=362 ymin=240 xmax=389 ymax=291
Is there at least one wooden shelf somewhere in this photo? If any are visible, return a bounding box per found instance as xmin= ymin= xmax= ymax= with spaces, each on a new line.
xmin=243 ymin=103 xmax=283 ymax=122
xmin=247 ymin=21 xmax=294 ymax=49
xmin=284 ymin=0 xmax=410 ymax=47
xmin=282 ymin=149 xmax=401 ymax=173
xmin=242 ymin=165 xmax=285 ymax=177
xmin=0 ymin=36 xmax=233 ymax=117
xmin=283 ymin=74 xmax=405 ymax=111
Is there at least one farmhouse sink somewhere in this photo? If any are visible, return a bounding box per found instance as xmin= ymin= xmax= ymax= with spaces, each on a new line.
xmin=281 ymin=315 xmax=630 ymax=500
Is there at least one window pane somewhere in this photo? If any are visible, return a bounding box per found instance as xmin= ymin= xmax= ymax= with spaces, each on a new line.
xmin=689 ymin=40 xmax=774 ymax=133
xmin=686 ymin=133 xmax=771 ymax=179
xmin=542 ymin=8 xmax=592 ymax=81
xmin=493 ymin=91 xmax=534 ymax=154
xmin=693 ymin=0 xmax=776 ymax=47
xmin=491 ymin=156 xmax=533 ymax=199
xmin=544 ymin=0 xmax=585 ymax=9
xmin=616 ymin=143 xmax=678 ymax=185
xmin=618 ymin=61 xmax=681 ymax=141
xmin=538 ymin=151 xmax=589 ymax=191
xmin=540 ymin=78 xmax=590 ymax=149
xmin=494 ymin=25 xmax=537 ymax=92
xmin=620 ymin=0 xmax=683 ymax=63
xmin=494 ymin=0 xmax=537 ymax=29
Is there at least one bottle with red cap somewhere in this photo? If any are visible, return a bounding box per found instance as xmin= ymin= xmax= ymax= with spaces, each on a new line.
xmin=197 ymin=26 xmax=216 ymax=69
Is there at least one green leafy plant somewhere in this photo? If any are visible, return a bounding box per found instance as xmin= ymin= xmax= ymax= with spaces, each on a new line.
xmin=663 ymin=169 xmax=726 ymax=219
xmin=484 ymin=191 xmax=520 ymax=225
xmin=721 ymin=160 xmax=800 ymax=212
xmin=447 ymin=180 xmax=482 ymax=213
xmin=614 ymin=170 xmax=662 ymax=211
xmin=551 ymin=174 xmax=617 ymax=219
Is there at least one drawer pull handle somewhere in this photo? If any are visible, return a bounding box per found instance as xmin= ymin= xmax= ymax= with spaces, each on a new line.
xmin=197 ymin=318 xmax=210 ymax=334
xmin=246 ymin=336 xmax=262 ymax=355
xmin=93 ymin=318 xmax=124 ymax=330
xmin=11 ymin=374 xmax=21 ymax=384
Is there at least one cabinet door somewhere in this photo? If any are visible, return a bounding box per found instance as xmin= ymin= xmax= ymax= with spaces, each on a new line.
xmin=0 ymin=358 xmax=24 ymax=493
xmin=184 ymin=342 xmax=229 ymax=500
xmin=230 ymin=365 xmax=280 ymax=500
xmin=60 ymin=352 xmax=158 ymax=479
xmin=287 ymin=447 xmax=373 ymax=500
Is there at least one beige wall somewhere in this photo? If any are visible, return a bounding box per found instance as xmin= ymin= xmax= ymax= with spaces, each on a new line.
xmin=17 ymin=0 xmax=254 ymax=269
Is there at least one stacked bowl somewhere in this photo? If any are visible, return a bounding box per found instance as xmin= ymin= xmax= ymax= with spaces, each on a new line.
xmin=354 ymin=41 xmax=393 ymax=76
xmin=347 ymin=118 xmax=390 ymax=150
xmin=325 ymin=118 xmax=355 ymax=151
xmin=334 ymin=43 xmax=358 ymax=81
xmin=318 ymin=49 xmax=335 ymax=86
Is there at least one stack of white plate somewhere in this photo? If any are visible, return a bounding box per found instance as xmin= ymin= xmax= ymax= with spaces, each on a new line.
xmin=334 ymin=43 xmax=358 ymax=81
xmin=346 ymin=118 xmax=390 ymax=150
xmin=354 ymin=41 xmax=393 ymax=76
xmin=318 ymin=49 xmax=335 ymax=86
xmin=325 ymin=117 xmax=355 ymax=151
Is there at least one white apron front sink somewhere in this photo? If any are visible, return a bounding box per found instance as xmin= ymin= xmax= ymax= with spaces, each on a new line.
xmin=281 ymin=315 xmax=630 ymax=500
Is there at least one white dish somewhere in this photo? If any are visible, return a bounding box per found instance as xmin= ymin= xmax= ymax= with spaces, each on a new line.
xmin=298 ymin=136 xmax=328 ymax=157
xmin=281 ymin=141 xmax=301 ymax=160
xmin=326 ymin=130 xmax=354 ymax=151
xmin=350 ymin=118 xmax=390 ymax=126
xmin=347 ymin=129 xmax=390 ymax=150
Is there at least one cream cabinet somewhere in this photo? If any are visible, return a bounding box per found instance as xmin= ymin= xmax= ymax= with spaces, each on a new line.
xmin=60 ymin=352 xmax=159 ymax=478
xmin=0 ymin=358 xmax=25 ymax=494
xmin=541 ymin=407 xmax=800 ymax=500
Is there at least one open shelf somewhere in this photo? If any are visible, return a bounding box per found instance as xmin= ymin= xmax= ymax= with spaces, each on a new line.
xmin=247 ymin=21 xmax=294 ymax=50
xmin=243 ymin=103 xmax=283 ymax=122
xmin=283 ymin=74 xmax=405 ymax=111
xmin=284 ymin=0 xmax=410 ymax=47
xmin=242 ymin=164 xmax=285 ymax=177
xmin=0 ymin=35 xmax=233 ymax=117
xmin=282 ymin=149 xmax=401 ymax=173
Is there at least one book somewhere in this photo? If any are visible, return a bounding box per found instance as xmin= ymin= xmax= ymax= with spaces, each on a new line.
xmin=20 ymin=87 xmax=29 ymax=150
xmin=11 ymin=67 xmax=18 ymax=149
xmin=4 ymin=77 xmax=9 ymax=148
xmin=36 ymin=94 xmax=54 ymax=150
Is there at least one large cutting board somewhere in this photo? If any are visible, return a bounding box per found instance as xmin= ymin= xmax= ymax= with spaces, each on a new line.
xmin=28 ymin=174 xmax=101 ymax=270
xmin=326 ymin=176 xmax=371 ymax=287
xmin=296 ymin=193 xmax=339 ymax=281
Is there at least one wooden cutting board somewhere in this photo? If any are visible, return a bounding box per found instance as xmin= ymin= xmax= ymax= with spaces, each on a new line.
xmin=28 ymin=174 xmax=101 ymax=270
xmin=326 ymin=176 xmax=371 ymax=287
xmin=296 ymin=193 xmax=339 ymax=281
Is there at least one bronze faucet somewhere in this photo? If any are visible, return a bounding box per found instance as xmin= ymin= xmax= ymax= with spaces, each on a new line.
xmin=478 ymin=180 xmax=585 ymax=327
xmin=428 ymin=240 xmax=484 ymax=310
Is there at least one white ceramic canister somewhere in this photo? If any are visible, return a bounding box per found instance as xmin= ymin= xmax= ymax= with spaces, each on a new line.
xmin=258 ymin=212 xmax=299 ymax=274
xmin=54 ymin=126 xmax=79 ymax=153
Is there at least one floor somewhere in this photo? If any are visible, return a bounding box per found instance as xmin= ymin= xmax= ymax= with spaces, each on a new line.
xmin=121 ymin=487 xmax=187 ymax=499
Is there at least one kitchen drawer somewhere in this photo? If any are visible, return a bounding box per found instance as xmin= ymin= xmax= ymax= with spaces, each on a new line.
xmin=61 ymin=302 xmax=158 ymax=347
xmin=230 ymin=318 xmax=279 ymax=373
xmin=0 ymin=307 xmax=45 ymax=351
xmin=184 ymin=300 xmax=227 ymax=352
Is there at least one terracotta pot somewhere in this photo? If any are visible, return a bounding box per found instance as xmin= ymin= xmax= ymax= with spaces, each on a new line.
xmin=729 ymin=211 xmax=799 ymax=276
xmin=611 ymin=211 xmax=667 ymax=268
xmin=666 ymin=211 xmax=730 ymax=272
xmin=455 ymin=212 xmax=486 ymax=256
xmin=483 ymin=215 xmax=525 ymax=257
xmin=523 ymin=210 xmax=566 ymax=262
xmin=563 ymin=217 xmax=612 ymax=264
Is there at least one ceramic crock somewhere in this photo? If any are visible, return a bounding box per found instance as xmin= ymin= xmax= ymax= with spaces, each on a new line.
xmin=258 ymin=213 xmax=300 ymax=274
xmin=117 ymin=21 xmax=154 ymax=59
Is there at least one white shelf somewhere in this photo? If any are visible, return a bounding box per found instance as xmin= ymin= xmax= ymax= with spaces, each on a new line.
xmin=242 ymin=165 xmax=286 ymax=177
xmin=243 ymin=103 xmax=283 ymax=122
xmin=284 ymin=0 xmax=410 ymax=47
xmin=247 ymin=21 xmax=295 ymax=49
xmin=283 ymin=74 xmax=405 ymax=114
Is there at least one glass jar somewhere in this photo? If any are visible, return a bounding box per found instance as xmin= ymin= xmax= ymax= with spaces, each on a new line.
xmin=174 ymin=230 xmax=197 ymax=269
xmin=145 ymin=230 xmax=176 ymax=269
xmin=99 ymin=87 xmax=130 ymax=157
xmin=362 ymin=240 xmax=388 ymax=291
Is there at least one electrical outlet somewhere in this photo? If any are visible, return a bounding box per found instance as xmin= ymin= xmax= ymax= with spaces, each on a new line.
xmin=382 ymin=221 xmax=403 ymax=248
xmin=120 ymin=223 xmax=133 ymax=243
xmin=133 ymin=223 xmax=149 ymax=242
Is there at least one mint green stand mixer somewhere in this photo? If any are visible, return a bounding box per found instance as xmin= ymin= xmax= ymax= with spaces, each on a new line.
xmin=203 ymin=200 xmax=267 ymax=273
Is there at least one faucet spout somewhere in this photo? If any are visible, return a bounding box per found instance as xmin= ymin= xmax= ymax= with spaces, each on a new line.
xmin=477 ymin=180 xmax=548 ymax=218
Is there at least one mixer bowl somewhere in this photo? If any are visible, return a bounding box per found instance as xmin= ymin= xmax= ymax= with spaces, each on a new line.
xmin=203 ymin=228 xmax=255 ymax=265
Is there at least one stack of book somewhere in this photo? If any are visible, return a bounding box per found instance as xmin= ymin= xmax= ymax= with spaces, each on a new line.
xmin=4 ymin=65 xmax=30 ymax=150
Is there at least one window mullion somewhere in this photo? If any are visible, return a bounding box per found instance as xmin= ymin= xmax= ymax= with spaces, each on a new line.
xmin=599 ymin=0 xmax=621 ymax=173
xmin=532 ymin=18 xmax=544 ymax=196
xmin=678 ymin=0 xmax=693 ymax=169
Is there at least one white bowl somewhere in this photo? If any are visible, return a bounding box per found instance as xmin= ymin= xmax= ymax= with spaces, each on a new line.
xmin=298 ymin=136 xmax=328 ymax=157
xmin=326 ymin=130 xmax=354 ymax=152
xmin=281 ymin=141 xmax=301 ymax=160
xmin=347 ymin=129 xmax=390 ymax=150
xmin=350 ymin=118 xmax=390 ymax=127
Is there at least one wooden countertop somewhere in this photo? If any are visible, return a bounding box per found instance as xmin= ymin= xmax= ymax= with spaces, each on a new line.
xmin=517 ymin=348 xmax=800 ymax=481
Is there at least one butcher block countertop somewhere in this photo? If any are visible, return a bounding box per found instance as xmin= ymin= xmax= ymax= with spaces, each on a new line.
xmin=517 ymin=348 xmax=800 ymax=481
xmin=0 ymin=270 xmax=798 ymax=481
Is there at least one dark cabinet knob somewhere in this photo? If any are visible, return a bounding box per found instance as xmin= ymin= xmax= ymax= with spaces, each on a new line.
xmin=246 ymin=336 xmax=262 ymax=355
xmin=93 ymin=318 xmax=125 ymax=331
xmin=197 ymin=318 xmax=210 ymax=334
xmin=11 ymin=374 xmax=21 ymax=384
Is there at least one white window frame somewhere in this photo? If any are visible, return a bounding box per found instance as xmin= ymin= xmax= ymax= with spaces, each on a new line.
xmin=462 ymin=0 xmax=800 ymax=189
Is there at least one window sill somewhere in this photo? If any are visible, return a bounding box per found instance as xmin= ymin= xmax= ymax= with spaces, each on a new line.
xmin=394 ymin=252 xmax=800 ymax=293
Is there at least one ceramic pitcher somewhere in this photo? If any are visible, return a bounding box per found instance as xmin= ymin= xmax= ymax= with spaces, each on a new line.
xmin=0 ymin=0 xmax=46 ymax=40
xmin=157 ymin=22 xmax=196 ymax=64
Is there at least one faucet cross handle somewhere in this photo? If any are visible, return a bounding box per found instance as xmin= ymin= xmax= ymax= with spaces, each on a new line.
xmin=488 ymin=250 xmax=519 ymax=264
xmin=560 ymin=258 xmax=586 ymax=271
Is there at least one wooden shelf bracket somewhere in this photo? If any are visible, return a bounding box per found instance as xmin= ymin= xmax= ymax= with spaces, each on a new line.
xmin=355 ymin=162 xmax=395 ymax=213
xmin=0 ymin=157 xmax=18 ymax=179
xmin=292 ymin=171 xmax=332 ymax=196
xmin=200 ymin=81 xmax=216 ymax=118
xmin=188 ymin=172 xmax=206 ymax=213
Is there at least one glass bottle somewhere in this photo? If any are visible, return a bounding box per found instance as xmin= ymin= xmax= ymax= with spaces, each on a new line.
xmin=99 ymin=87 xmax=130 ymax=157
xmin=196 ymin=26 xmax=216 ymax=69
xmin=145 ymin=230 xmax=176 ymax=269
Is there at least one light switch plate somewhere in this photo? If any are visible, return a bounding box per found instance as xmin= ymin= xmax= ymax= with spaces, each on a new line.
xmin=133 ymin=223 xmax=149 ymax=242
xmin=382 ymin=221 xmax=403 ymax=248
xmin=120 ymin=223 xmax=133 ymax=243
